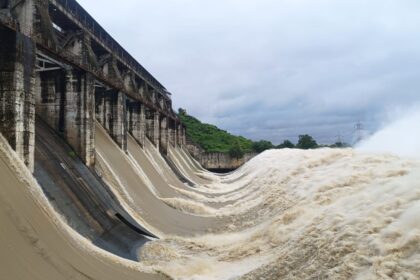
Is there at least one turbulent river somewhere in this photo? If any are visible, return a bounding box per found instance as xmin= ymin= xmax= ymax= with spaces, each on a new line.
xmin=0 ymin=113 xmax=419 ymax=280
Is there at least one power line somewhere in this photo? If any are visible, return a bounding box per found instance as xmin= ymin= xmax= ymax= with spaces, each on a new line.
xmin=354 ymin=121 xmax=364 ymax=143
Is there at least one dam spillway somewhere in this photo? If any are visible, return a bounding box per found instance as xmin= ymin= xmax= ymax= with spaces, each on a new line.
xmin=0 ymin=1 xmax=420 ymax=279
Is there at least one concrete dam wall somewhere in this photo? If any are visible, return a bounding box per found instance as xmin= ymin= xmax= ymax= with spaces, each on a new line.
xmin=0 ymin=0 xmax=187 ymax=173
xmin=186 ymin=142 xmax=257 ymax=171
xmin=1 ymin=1 xmax=418 ymax=280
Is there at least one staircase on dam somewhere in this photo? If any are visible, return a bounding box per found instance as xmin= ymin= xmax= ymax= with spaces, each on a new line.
xmin=0 ymin=0 xmax=187 ymax=173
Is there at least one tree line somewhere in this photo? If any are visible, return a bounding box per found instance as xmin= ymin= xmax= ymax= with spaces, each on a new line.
xmin=230 ymin=135 xmax=349 ymax=158
xmin=178 ymin=109 xmax=349 ymax=159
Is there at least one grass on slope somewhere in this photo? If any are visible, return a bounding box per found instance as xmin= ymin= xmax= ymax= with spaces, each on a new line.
xmin=179 ymin=111 xmax=253 ymax=153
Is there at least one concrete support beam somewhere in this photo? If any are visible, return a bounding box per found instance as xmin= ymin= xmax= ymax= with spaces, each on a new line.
xmin=145 ymin=107 xmax=153 ymax=143
xmin=145 ymin=108 xmax=160 ymax=149
xmin=127 ymin=100 xmax=145 ymax=147
xmin=176 ymin=124 xmax=180 ymax=147
xmin=35 ymin=69 xmax=96 ymax=166
xmin=153 ymin=111 xmax=160 ymax=149
xmin=35 ymin=70 xmax=64 ymax=131
xmin=64 ymin=70 xmax=95 ymax=165
xmin=160 ymin=116 xmax=168 ymax=154
xmin=95 ymin=89 xmax=127 ymax=151
xmin=177 ymin=124 xmax=186 ymax=147
xmin=168 ymin=120 xmax=177 ymax=147
xmin=10 ymin=0 xmax=57 ymax=46
xmin=182 ymin=127 xmax=187 ymax=146
xmin=168 ymin=126 xmax=175 ymax=147
xmin=0 ymin=26 xmax=35 ymax=171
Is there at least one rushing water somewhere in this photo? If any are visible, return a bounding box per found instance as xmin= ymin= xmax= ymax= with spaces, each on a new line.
xmin=0 ymin=113 xmax=419 ymax=279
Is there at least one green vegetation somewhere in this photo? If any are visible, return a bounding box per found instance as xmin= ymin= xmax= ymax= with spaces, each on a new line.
xmin=179 ymin=109 xmax=349 ymax=154
xmin=277 ymin=140 xmax=295 ymax=149
xmin=178 ymin=109 xmax=253 ymax=153
xmin=229 ymin=140 xmax=246 ymax=158
xmin=252 ymin=140 xmax=275 ymax=153
xmin=296 ymin=134 xmax=318 ymax=149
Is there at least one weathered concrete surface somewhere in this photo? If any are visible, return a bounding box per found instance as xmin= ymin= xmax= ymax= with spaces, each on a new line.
xmin=168 ymin=119 xmax=176 ymax=147
xmin=200 ymin=152 xmax=256 ymax=171
xmin=177 ymin=124 xmax=186 ymax=147
xmin=145 ymin=108 xmax=160 ymax=149
xmin=64 ymin=70 xmax=95 ymax=165
xmin=35 ymin=69 xmax=95 ymax=166
xmin=0 ymin=26 xmax=35 ymax=171
xmin=1 ymin=0 xmax=188 ymax=169
xmin=127 ymin=100 xmax=146 ymax=147
xmin=160 ymin=116 xmax=168 ymax=154
xmin=34 ymin=118 xmax=153 ymax=260
xmin=95 ymin=89 xmax=127 ymax=151
xmin=186 ymin=142 xmax=257 ymax=171
xmin=153 ymin=111 xmax=160 ymax=149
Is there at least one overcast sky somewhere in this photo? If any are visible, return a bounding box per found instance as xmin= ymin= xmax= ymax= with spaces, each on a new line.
xmin=78 ymin=0 xmax=420 ymax=144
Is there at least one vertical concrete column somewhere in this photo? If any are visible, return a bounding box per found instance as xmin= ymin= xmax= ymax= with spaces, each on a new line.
xmin=181 ymin=126 xmax=187 ymax=146
xmin=145 ymin=107 xmax=153 ymax=142
xmin=64 ymin=70 xmax=95 ymax=166
xmin=35 ymin=70 xmax=65 ymax=131
xmin=172 ymin=124 xmax=178 ymax=147
xmin=127 ymin=101 xmax=146 ymax=147
xmin=94 ymin=89 xmax=127 ymax=151
xmin=95 ymin=88 xmax=106 ymax=126
xmin=177 ymin=124 xmax=184 ymax=147
xmin=139 ymin=103 xmax=146 ymax=147
xmin=160 ymin=116 xmax=168 ymax=154
xmin=178 ymin=126 xmax=182 ymax=146
xmin=153 ymin=111 xmax=160 ymax=150
xmin=168 ymin=120 xmax=175 ymax=147
xmin=0 ymin=26 xmax=35 ymax=171
xmin=107 ymin=90 xmax=127 ymax=151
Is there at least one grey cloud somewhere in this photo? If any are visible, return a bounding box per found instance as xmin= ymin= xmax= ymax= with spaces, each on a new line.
xmin=78 ymin=0 xmax=420 ymax=144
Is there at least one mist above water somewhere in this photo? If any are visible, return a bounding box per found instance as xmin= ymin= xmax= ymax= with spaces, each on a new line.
xmin=357 ymin=107 xmax=420 ymax=158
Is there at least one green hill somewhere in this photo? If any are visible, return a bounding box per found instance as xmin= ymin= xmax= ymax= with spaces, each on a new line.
xmin=178 ymin=109 xmax=253 ymax=153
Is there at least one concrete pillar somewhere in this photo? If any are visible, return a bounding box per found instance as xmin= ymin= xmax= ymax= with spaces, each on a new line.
xmin=145 ymin=107 xmax=153 ymax=142
xmin=0 ymin=26 xmax=35 ymax=171
xmin=63 ymin=70 xmax=95 ymax=166
xmin=35 ymin=69 xmax=95 ymax=166
xmin=108 ymin=90 xmax=127 ymax=151
xmin=11 ymin=0 xmax=57 ymax=47
xmin=35 ymin=70 xmax=65 ymax=132
xmin=160 ymin=116 xmax=168 ymax=154
xmin=177 ymin=124 xmax=184 ymax=147
xmin=168 ymin=119 xmax=177 ymax=147
xmin=168 ymin=121 xmax=175 ymax=147
xmin=95 ymin=89 xmax=127 ymax=151
xmin=95 ymin=88 xmax=106 ymax=126
xmin=173 ymin=125 xmax=178 ymax=147
xmin=153 ymin=111 xmax=160 ymax=150
xmin=180 ymin=126 xmax=187 ymax=146
xmin=145 ymin=108 xmax=160 ymax=149
xmin=178 ymin=126 xmax=182 ymax=146
xmin=127 ymin=100 xmax=145 ymax=147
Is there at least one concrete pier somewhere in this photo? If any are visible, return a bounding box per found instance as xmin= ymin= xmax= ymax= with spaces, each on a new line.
xmin=96 ymin=89 xmax=127 ymax=151
xmin=160 ymin=116 xmax=168 ymax=154
xmin=153 ymin=111 xmax=160 ymax=149
xmin=1 ymin=0 xmax=186 ymax=169
xmin=63 ymin=70 xmax=95 ymax=165
xmin=127 ymin=100 xmax=146 ymax=147
xmin=0 ymin=26 xmax=35 ymax=171
xmin=168 ymin=119 xmax=177 ymax=147
xmin=36 ymin=69 xmax=95 ymax=166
